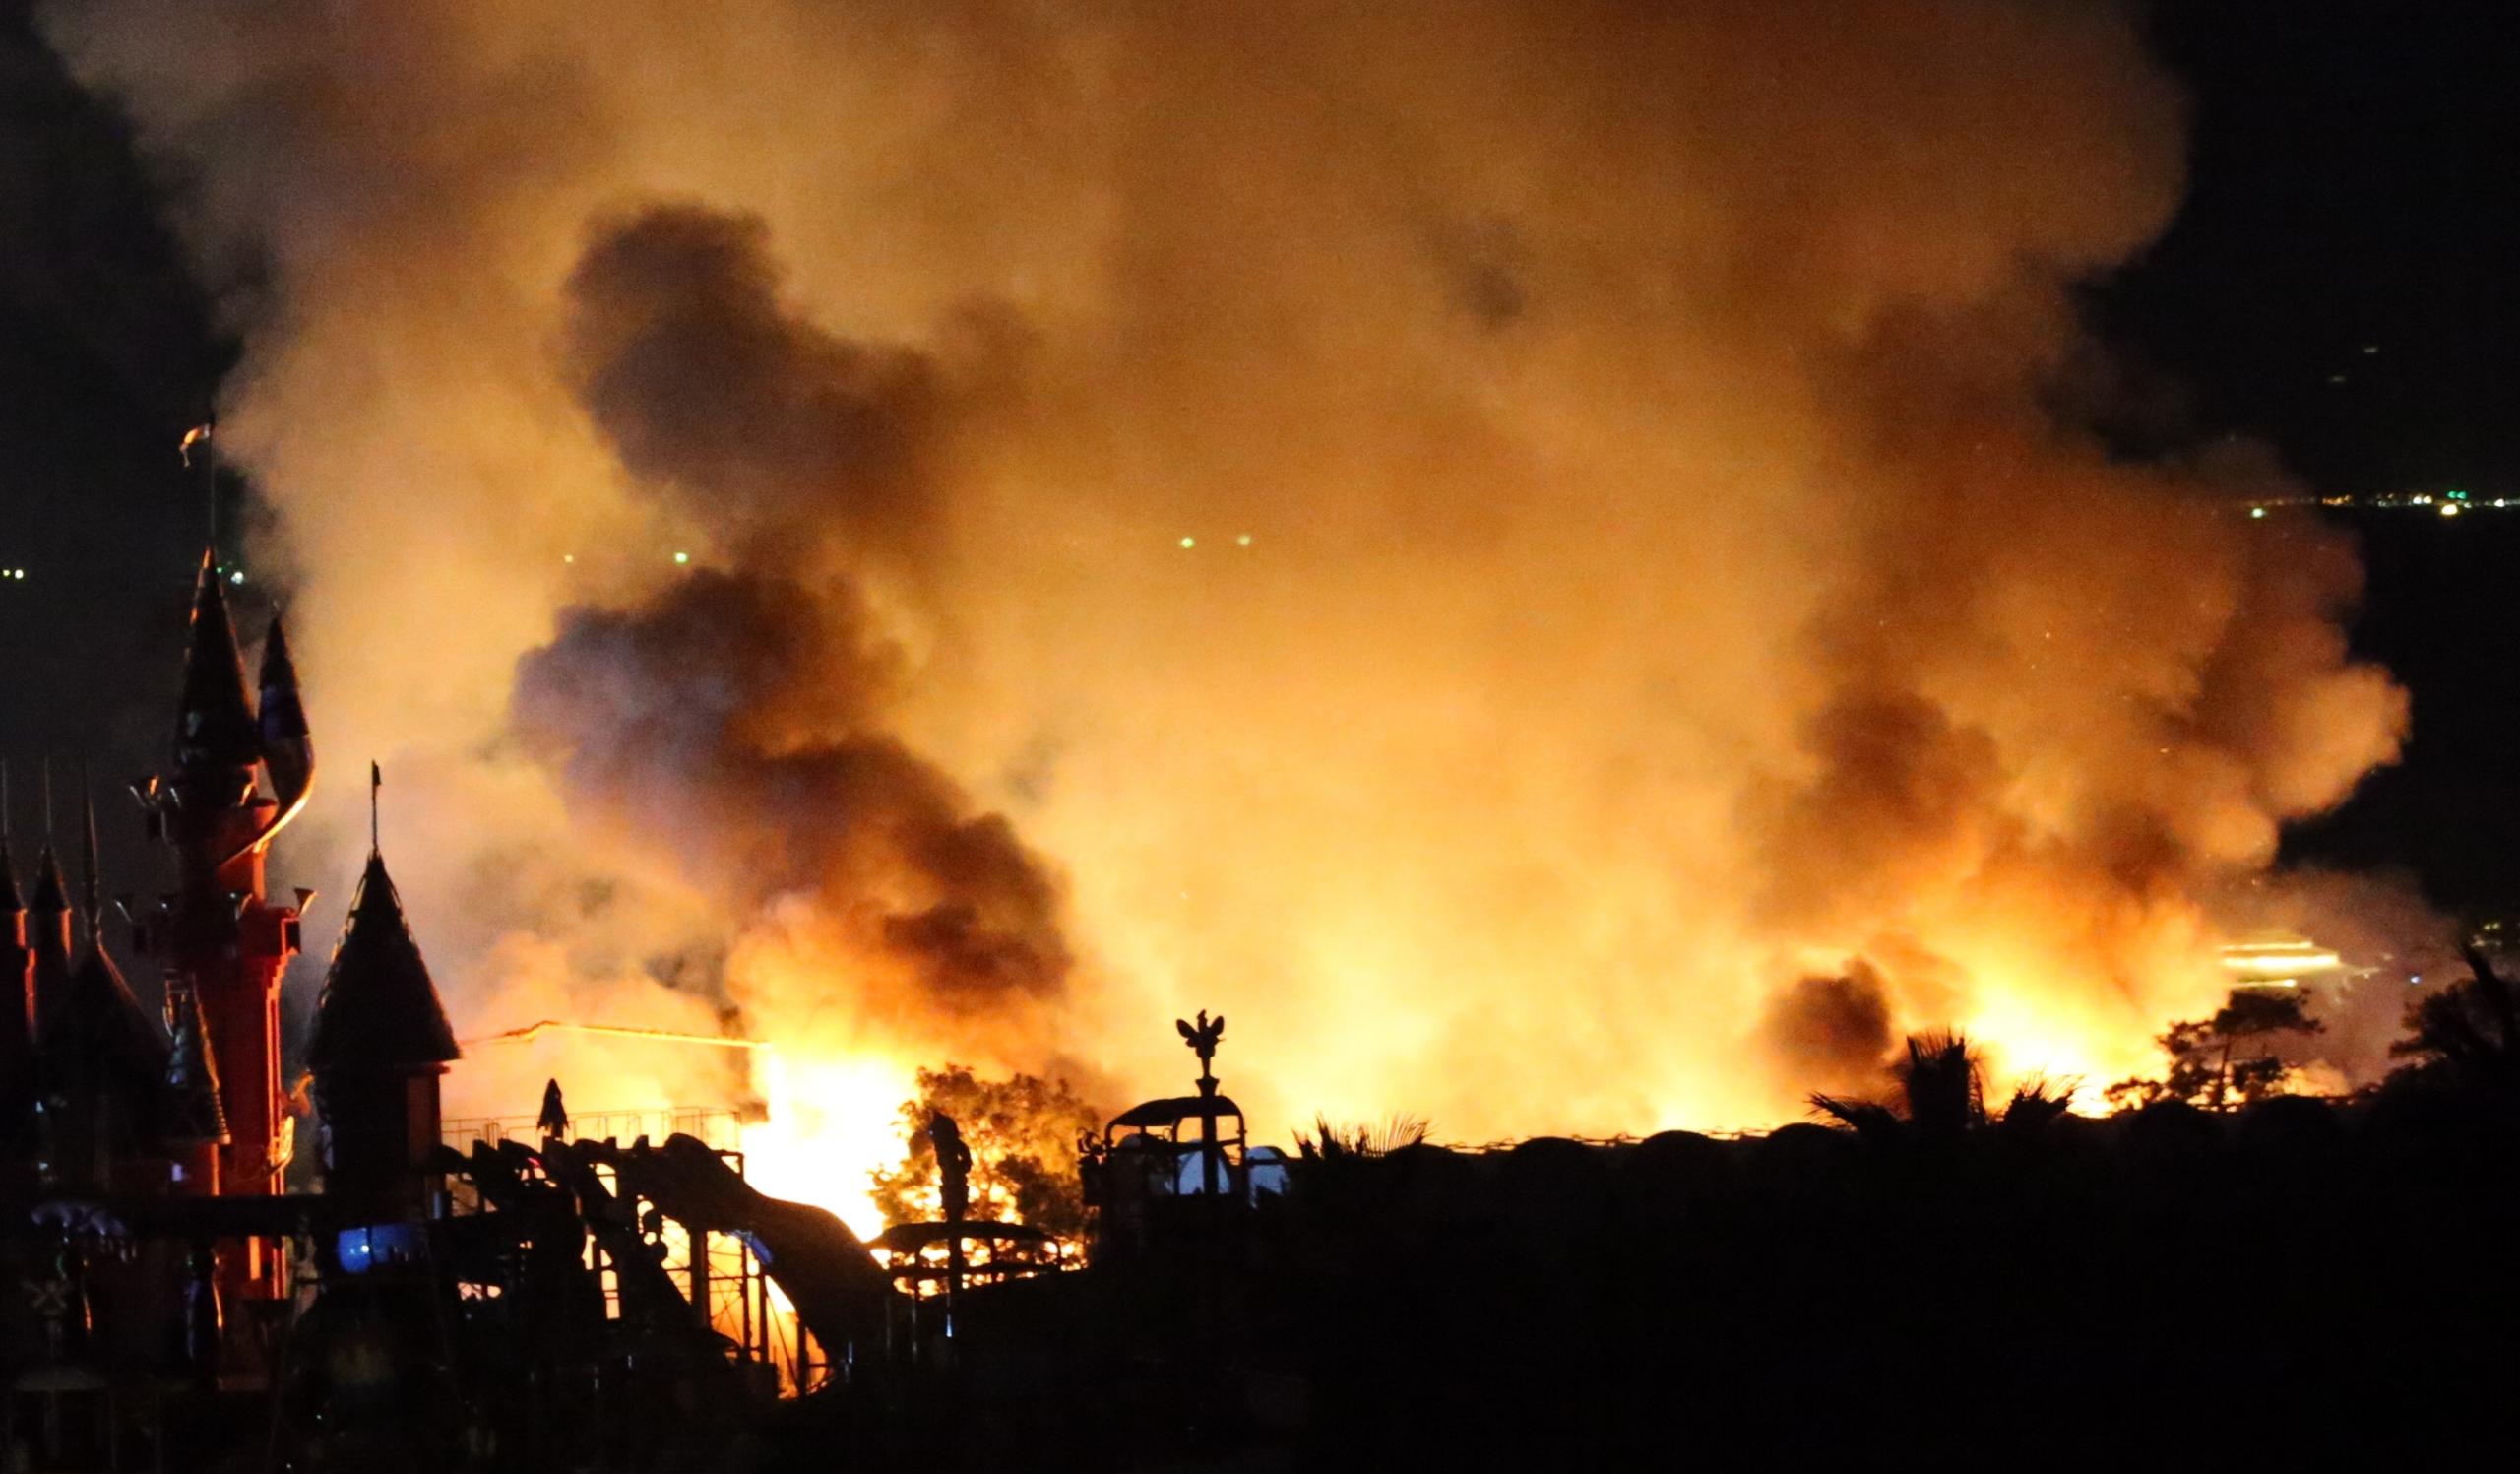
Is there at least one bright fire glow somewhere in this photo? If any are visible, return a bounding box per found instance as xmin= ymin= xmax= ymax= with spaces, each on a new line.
xmin=736 ymin=1048 xmax=920 ymax=1239
xmin=94 ymin=1 xmax=2428 ymax=1185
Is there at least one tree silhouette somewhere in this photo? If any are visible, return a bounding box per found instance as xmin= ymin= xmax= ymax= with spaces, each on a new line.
xmin=1294 ymin=1113 xmax=1429 ymax=1161
xmin=2110 ymin=990 xmax=2323 ymax=1112
xmin=1811 ymin=1031 xmax=2086 ymax=1147
xmin=869 ymin=1065 xmax=1104 ymax=1238
xmin=2390 ymin=947 xmax=2520 ymax=1100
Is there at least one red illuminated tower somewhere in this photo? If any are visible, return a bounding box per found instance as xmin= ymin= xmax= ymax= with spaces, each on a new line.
xmin=140 ymin=553 xmax=314 ymax=1298
xmin=26 ymin=840 xmax=75 ymax=1083
xmin=0 ymin=801 xmax=31 ymax=1141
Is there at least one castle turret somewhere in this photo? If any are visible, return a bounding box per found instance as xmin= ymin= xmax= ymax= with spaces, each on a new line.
xmin=307 ymin=845 xmax=459 ymax=1217
xmin=145 ymin=551 xmax=310 ymax=1298
xmin=1 ymin=809 xmax=32 ymax=1140
xmin=28 ymin=843 xmax=75 ymax=1057
xmin=257 ymin=614 xmax=315 ymax=829
xmin=32 ymin=788 xmax=174 ymax=1192
xmin=173 ymin=551 xmax=263 ymax=803
xmin=40 ymin=944 xmax=172 ymax=1192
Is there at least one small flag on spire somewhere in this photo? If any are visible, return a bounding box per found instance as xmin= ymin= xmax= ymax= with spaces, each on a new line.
xmin=179 ymin=423 xmax=213 ymax=469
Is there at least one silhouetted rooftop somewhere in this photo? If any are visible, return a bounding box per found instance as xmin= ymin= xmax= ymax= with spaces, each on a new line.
xmin=176 ymin=549 xmax=261 ymax=773
xmin=30 ymin=845 xmax=68 ymax=916
xmin=307 ymin=850 xmax=461 ymax=1072
xmin=258 ymin=613 xmax=308 ymax=743
xmin=56 ymin=945 xmax=170 ymax=1112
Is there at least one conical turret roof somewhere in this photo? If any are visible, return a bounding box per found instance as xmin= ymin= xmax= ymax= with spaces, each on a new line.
xmin=57 ymin=943 xmax=171 ymax=1108
xmin=30 ymin=845 xmax=69 ymax=916
xmin=308 ymin=851 xmax=461 ymax=1072
xmin=1 ymin=761 xmax=20 ymax=915
xmin=258 ymin=614 xmax=309 ymax=743
xmin=176 ymin=549 xmax=261 ymax=772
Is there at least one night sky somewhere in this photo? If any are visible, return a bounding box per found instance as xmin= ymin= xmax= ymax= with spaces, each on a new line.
xmin=3 ymin=0 xmax=2518 ymax=912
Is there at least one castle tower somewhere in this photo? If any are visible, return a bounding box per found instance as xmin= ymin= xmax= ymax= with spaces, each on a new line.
xmin=1 ymin=816 xmax=32 ymax=1146
xmin=306 ymin=842 xmax=460 ymax=1218
xmin=43 ymin=939 xmax=173 ymax=1193
xmin=8 ymin=786 xmax=171 ymax=1191
xmin=2 ymin=773 xmax=31 ymax=1084
xmin=27 ymin=842 xmax=75 ymax=1065
xmin=143 ymin=552 xmax=312 ymax=1296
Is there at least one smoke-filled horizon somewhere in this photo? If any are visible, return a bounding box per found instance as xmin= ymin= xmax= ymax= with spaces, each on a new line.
xmin=42 ymin=0 xmax=2414 ymax=1152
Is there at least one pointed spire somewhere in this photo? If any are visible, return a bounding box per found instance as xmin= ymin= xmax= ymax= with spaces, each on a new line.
xmin=27 ymin=755 xmax=65 ymax=917
xmin=1 ymin=759 xmax=21 ymax=916
xmin=258 ymin=614 xmax=308 ymax=740
xmin=307 ymin=848 xmax=461 ymax=1073
xmin=78 ymin=762 xmax=100 ymax=945
xmin=176 ymin=548 xmax=261 ymax=774
xmin=30 ymin=844 xmax=69 ymax=919
xmin=256 ymin=613 xmax=318 ymax=843
xmin=51 ymin=942 xmax=169 ymax=1112
xmin=162 ymin=982 xmax=229 ymax=1146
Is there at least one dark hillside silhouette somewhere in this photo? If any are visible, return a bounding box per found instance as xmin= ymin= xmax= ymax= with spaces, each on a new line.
xmin=739 ymin=1021 xmax=2520 ymax=1470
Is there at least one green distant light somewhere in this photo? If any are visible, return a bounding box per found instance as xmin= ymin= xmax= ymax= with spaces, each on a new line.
xmin=673 ymin=550 xmax=691 ymax=564
xmin=1179 ymin=536 xmax=1196 ymax=549
xmin=2248 ymin=507 xmax=2266 ymax=520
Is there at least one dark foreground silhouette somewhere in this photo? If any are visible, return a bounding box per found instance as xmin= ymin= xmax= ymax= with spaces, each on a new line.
xmin=753 ymin=1078 xmax=2520 ymax=1470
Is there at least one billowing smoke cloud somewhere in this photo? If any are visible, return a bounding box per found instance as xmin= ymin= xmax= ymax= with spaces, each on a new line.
xmin=561 ymin=207 xmax=945 ymax=568
xmin=1759 ymin=964 xmax=1896 ymax=1099
xmin=520 ymin=205 xmax=1070 ymax=1046
xmin=42 ymin=0 xmax=2416 ymax=1150
xmin=511 ymin=568 xmax=1070 ymax=1020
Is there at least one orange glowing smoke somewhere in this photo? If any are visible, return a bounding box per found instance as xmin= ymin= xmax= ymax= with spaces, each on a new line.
xmin=46 ymin=2 xmax=2415 ymax=1173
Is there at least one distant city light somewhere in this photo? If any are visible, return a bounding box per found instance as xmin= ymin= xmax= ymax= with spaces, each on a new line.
xmin=2441 ymin=502 xmax=2463 ymax=518
xmin=673 ymin=550 xmax=690 ymax=564
xmin=1236 ymin=534 xmax=1254 ymax=547
xmin=563 ymin=553 xmax=576 ymax=564
xmin=1179 ymin=536 xmax=1196 ymax=549
xmin=229 ymin=570 xmax=246 ymax=585
xmin=2249 ymin=507 xmax=2266 ymax=519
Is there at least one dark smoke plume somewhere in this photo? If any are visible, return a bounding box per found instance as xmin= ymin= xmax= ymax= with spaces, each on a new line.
xmin=563 ymin=205 xmax=946 ymax=566
xmin=516 ymin=205 xmax=1070 ymax=1029
xmin=1759 ymin=963 xmax=1897 ymax=1096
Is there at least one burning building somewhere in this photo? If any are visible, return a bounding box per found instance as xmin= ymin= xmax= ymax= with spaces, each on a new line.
xmin=0 ymin=549 xmax=1091 ymax=1469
